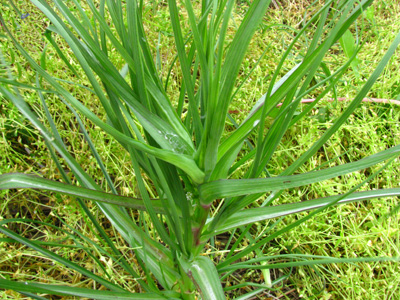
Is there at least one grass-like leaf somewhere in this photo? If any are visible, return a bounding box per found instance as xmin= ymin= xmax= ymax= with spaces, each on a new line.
xmin=200 ymin=144 xmax=400 ymax=204
xmin=212 ymin=188 xmax=400 ymax=235
xmin=0 ymin=278 xmax=168 ymax=300
xmin=0 ymin=173 xmax=164 ymax=212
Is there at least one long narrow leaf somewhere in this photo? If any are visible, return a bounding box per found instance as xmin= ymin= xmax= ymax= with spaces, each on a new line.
xmin=212 ymin=188 xmax=400 ymax=235
xmin=0 ymin=279 xmax=167 ymax=300
xmin=0 ymin=86 xmax=204 ymax=184
xmin=0 ymin=173 xmax=164 ymax=212
xmin=218 ymin=255 xmax=400 ymax=273
xmin=200 ymin=144 xmax=400 ymax=204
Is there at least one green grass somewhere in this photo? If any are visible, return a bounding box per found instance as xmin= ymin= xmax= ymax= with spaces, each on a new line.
xmin=1 ymin=0 xmax=399 ymax=299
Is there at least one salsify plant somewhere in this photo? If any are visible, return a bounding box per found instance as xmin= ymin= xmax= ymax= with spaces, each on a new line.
xmin=0 ymin=0 xmax=400 ymax=299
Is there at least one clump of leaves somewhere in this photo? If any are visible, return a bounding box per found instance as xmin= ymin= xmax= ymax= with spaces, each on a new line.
xmin=0 ymin=0 xmax=400 ymax=299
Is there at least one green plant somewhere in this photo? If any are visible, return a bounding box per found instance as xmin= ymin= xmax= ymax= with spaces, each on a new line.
xmin=339 ymin=29 xmax=361 ymax=78
xmin=0 ymin=0 xmax=399 ymax=299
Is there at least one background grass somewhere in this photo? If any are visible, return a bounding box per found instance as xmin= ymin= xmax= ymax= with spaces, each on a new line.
xmin=1 ymin=0 xmax=399 ymax=299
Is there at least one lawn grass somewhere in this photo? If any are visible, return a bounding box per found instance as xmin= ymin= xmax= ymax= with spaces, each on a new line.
xmin=1 ymin=0 xmax=399 ymax=299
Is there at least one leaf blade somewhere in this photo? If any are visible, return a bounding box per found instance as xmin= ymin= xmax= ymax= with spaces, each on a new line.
xmin=213 ymin=188 xmax=400 ymax=235
xmin=0 ymin=278 xmax=167 ymax=300
xmin=200 ymin=144 xmax=400 ymax=204
xmin=0 ymin=173 xmax=164 ymax=212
